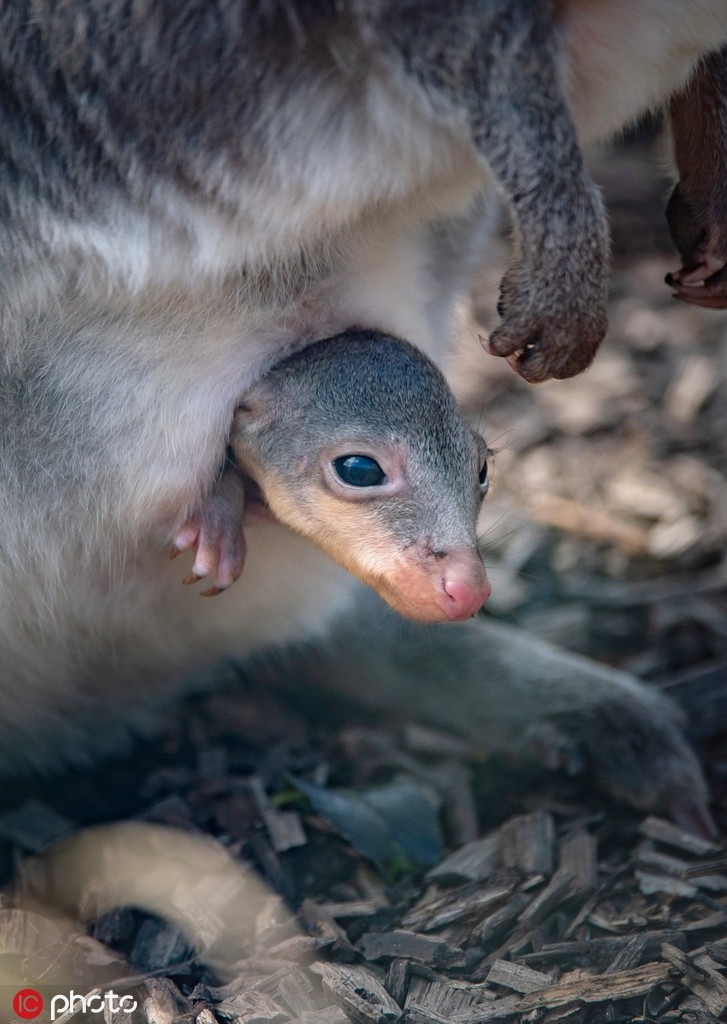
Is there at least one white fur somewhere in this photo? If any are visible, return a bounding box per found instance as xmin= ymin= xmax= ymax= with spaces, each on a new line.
xmin=561 ymin=0 xmax=727 ymax=141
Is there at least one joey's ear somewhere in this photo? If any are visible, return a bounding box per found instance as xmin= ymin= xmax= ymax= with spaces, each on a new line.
xmin=233 ymin=378 xmax=280 ymax=429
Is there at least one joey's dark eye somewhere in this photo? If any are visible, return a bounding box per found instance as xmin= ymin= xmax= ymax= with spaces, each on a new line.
xmin=478 ymin=460 xmax=490 ymax=496
xmin=333 ymin=455 xmax=386 ymax=487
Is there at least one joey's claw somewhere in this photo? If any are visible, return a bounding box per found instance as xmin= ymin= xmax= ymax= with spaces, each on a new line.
xmin=183 ymin=524 xmax=247 ymax=595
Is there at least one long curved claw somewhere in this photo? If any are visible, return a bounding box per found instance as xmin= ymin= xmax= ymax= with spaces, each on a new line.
xmin=668 ymin=260 xmax=727 ymax=309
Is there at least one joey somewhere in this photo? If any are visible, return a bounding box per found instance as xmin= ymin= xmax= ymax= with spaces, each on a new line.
xmin=233 ymin=331 xmax=491 ymax=622
xmin=178 ymin=331 xmax=491 ymax=622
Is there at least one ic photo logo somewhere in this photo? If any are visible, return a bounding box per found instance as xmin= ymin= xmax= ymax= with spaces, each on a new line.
xmin=12 ymin=989 xmax=43 ymax=1020
xmin=12 ymin=988 xmax=137 ymax=1021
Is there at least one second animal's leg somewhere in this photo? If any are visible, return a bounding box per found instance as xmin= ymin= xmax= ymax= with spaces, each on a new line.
xmin=242 ymin=588 xmax=713 ymax=836
xmin=385 ymin=0 xmax=609 ymax=382
xmin=666 ymin=46 xmax=727 ymax=308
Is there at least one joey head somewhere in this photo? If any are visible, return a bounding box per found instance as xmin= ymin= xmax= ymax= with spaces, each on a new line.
xmin=176 ymin=331 xmax=491 ymax=623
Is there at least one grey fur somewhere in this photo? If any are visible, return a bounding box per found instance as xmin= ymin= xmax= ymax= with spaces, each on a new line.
xmin=0 ymin=1 xmax=605 ymax=380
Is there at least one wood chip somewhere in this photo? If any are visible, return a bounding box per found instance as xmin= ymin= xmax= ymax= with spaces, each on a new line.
xmin=404 ymin=1009 xmax=451 ymax=1024
xmin=299 ymin=900 xmax=354 ymax=959
xmin=317 ymin=898 xmax=388 ymax=920
xmin=384 ymin=959 xmax=410 ymax=1007
xmin=500 ymin=812 xmax=555 ymax=877
xmin=142 ymin=978 xmax=187 ymax=1024
xmin=518 ymin=931 xmax=687 ymax=971
xmin=216 ymin=990 xmax=290 ymax=1023
xmin=427 ymin=834 xmax=502 ymax=885
xmin=558 ymin=831 xmax=597 ymax=893
xmin=248 ymin=777 xmax=307 ymax=853
xmin=636 ymin=841 xmax=691 ymax=876
xmin=682 ymin=856 xmax=727 ymax=878
xmin=606 ymin=932 xmax=668 ymax=974
xmin=636 ymin=843 xmax=727 ymax=892
xmin=683 ymin=911 xmax=727 ymax=932
xmin=518 ymin=868 xmax=578 ymax=926
xmin=405 ymin=976 xmax=493 ymax=1021
xmin=470 ymin=894 xmax=532 ymax=950
xmin=254 ymin=963 xmax=317 ymax=1016
xmin=661 ymin=943 xmax=727 ymax=1018
xmin=562 ymin=892 xmax=599 ymax=940
xmin=638 ymin=817 xmax=721 ymax=856
xmin=541 ymin=1005 xmax=585 ymax=1022
xmin=607 ymin=467 xmax=681 ymax=520
xmin=636 ymin=870 xmax=699 ymax=897
xmin=310 ymin=962 xmax=402 ymax=1023
xmin=704 ymin=940 xmax=727 ymax=966
xmin=266 ymin=935 xmax=332 ymax=959
xmin=437 ymin=763 xmax=481 ymax=848
xmin=360 ymin=929 xmax=466 ymax=969
xmin=451 ymin=962 xmax=670 ymax=1021
xmin=406 ymin=884 xmax=512 ymax=933
xmin=487 ymin=960 xmax=551 ymax=994
xmin=289 ymin=1008 xmax=350 ymax=1024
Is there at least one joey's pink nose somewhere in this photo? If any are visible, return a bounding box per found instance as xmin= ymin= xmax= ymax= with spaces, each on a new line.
xmin=438 ymin=576 xmax=491 ymax=621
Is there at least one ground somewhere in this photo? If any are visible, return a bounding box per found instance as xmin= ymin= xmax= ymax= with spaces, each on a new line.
xmin=1 ymin=130 xmax=726 ymax=1024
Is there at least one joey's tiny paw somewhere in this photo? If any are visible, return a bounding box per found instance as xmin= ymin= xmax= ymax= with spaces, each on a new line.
xmin=486 ymin=264 xmax=608 ymax=383
xmin=173 ymin=519 xmax=247 ymax=596
xmin=172 ymin=470 xmax=247 ymax=596
xmin=546 ymin=695 xmax=714 ymax=837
